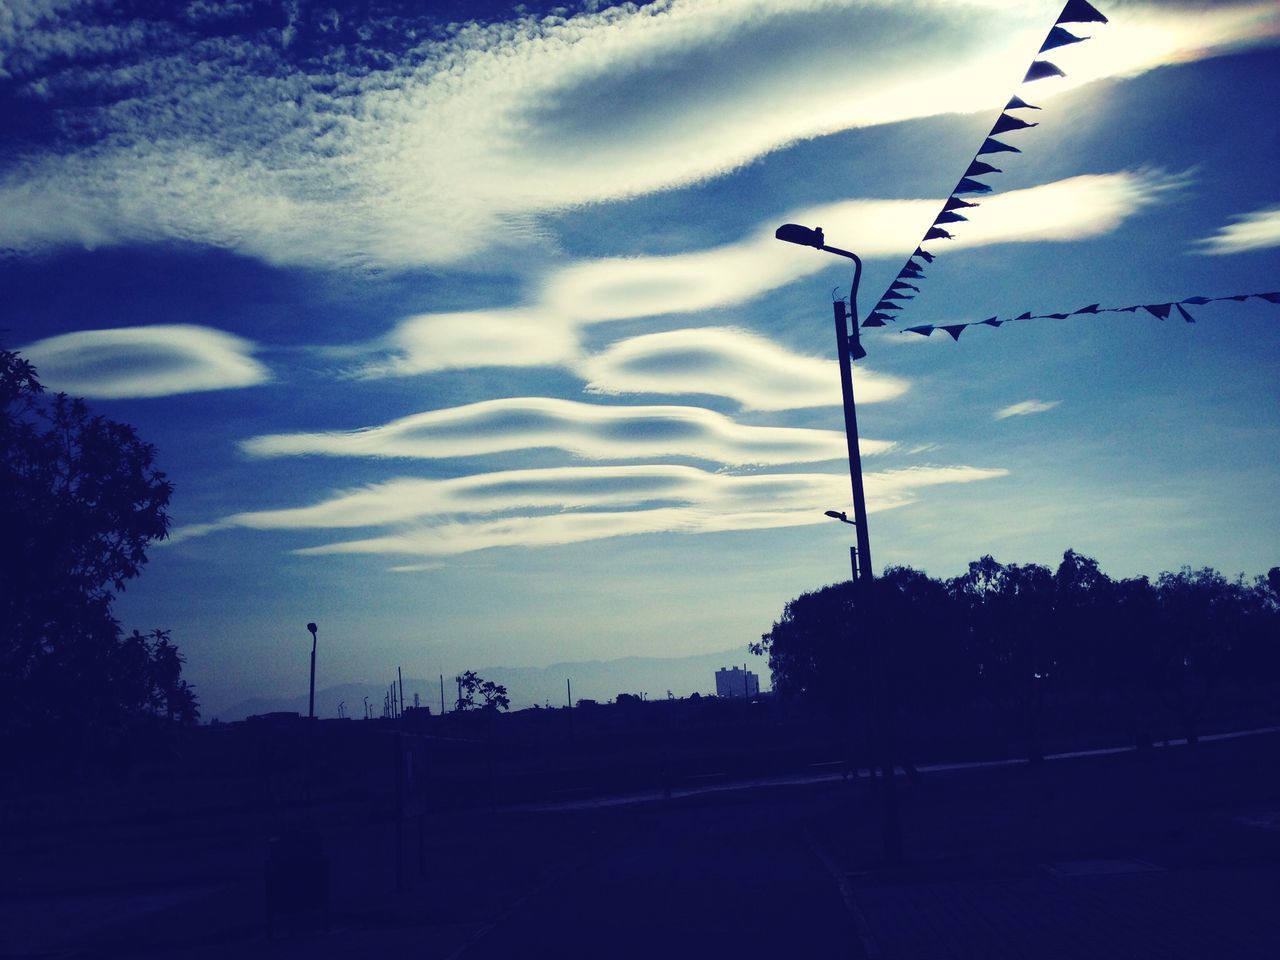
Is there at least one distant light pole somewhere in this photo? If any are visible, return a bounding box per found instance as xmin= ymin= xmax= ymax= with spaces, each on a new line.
xmin=306 ymin=622 xmax=318 ymax=720
xmin=777 ymin=223 xmax=902 ymax=865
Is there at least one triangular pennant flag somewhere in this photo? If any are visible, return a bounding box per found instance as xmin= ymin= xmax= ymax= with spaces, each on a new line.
xmin=1143 ymin=303 xmax=1172 ymax=319
xmin=1255 ymin=292 xmax=1280 ymax=303
xmin=1042 ymin=313 xmax=1070 ymax=319
xmin=890 ymin=281 xmax=920 ymax=293
xmin=941 ymin=325 xmax=967 ymax=341
xmin=905 ymin=325 xmax=935 ymax=337
xmin=913 ymin=248 xmax=935 ymax=262
xmin=935 ymin=211 xmax=968 ymax=225
xmin=954 ymin=177 xmax=993 ymax=195
xmin=1015 ymin=311 xmax=1032 ymax=321
xmin=965 ymin=159 xmax=1002 ymax=177
xmin=978 ymin=137 xmax=1021 ymax=155
xmin=1057 ymin=0 xmax=1108 ymax=25
xmin=1225 ymin=295 xmax=1249 ymax=301
xmin=874 ymin=302 xmax=903 ymax=312
xmin=862 ymin=315 xmax=888 ymax=327
xmin=1006 ymin=95 xmax=1041 ymax=110
xmin=1118 ymin=305 xmax=1140 ymax=312
xmin=980 ymin=317 xmax=1003 ymax=327
xmin=1040 ymin=26 xmax=1086 ymax=52
xmin=992 ymin=113 xmax=1038 ymax=135
xmin=1024 ymin=60 xmax=1066 ymax=82
xmin=943 ymin=197 xmax=979 ymax=211
xmin=925 ymin=226 xmax=955 ymax=240
xmin=1180 ymin=296 xmax=1211 ymax=305
xmin=1175 ymin=304 xmax=1195 ymax=323
xmin=882 ymin=291 xmax=914 ymax=301
xmin=900 ymin=264 xmax=925 ymax=278
xmin=1072 ymin=303 xmax=1100 ymax=314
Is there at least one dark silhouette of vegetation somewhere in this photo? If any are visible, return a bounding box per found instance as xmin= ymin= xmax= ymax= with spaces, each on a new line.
xmin=754 ymin=550 xmax=1280 ymax=762
xmin=1 ymin=348 xmax=196 ymax=771
xmin=454 ymin=670 xmax=510 ymax=712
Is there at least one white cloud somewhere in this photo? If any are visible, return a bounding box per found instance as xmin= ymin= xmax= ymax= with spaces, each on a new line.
xmin=194 ymin=461 xmax=1008 ymax=558
xmin=537 ymin=172 xmax=1183 ymax=328
xmin=948 ymin=170 xmax=1185 ymax=247
xmin=1194 ymin=205 xmax=1280 ymax=255
xmin=579 ymin=326 xmax=908 ymax=410
xmin=241 ymin=395 xmax=887 ymax=465
xmin=994 ymin=399 xmax=1059 ymax=419
xmin=366 ymin=308 xmax=580 ymax=376
xmin=0 ymin=0 xmax=1273 ymax=268
xmin=20 ymin=324 xmax=269 ymax=398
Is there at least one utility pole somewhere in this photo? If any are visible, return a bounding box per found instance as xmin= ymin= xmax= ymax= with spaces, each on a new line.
xmin=306 ymin=623 xmax=317 ymax=720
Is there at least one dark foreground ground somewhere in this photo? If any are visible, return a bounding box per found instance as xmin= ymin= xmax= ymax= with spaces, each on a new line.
xmin=5 ymin=730 xmax=1280 ymax=959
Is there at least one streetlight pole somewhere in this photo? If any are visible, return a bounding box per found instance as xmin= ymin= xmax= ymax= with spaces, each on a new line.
xmin=776 ymin=223 xmax=902 ymax=865
xmin=776 ymin=225 xmax=873 ymax=582
xmin=306 ymin=622 xmax=317 ymax=720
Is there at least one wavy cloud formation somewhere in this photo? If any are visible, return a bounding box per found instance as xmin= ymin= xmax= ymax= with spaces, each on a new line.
xmin=1194 ymin=205 xmax=1280 ymax=255
xmin=994 ymin=399 xmax=1059 ymax=419
xmin=366 ymin=308 xmax=581 ymax=376
xmin=20 ymin=324 xmax=269 ymax=398
xmin=193 ymin=462 xmax=1008 ymax=558
xmin=1 ymin=1 xmax=1273 ymax=268
xmin=579 ymin=327 xmax=908 ymax=410
xmin=241 ymin=396 xmax=889 ymax=465
xmin=540 ymin=172 xmax=1181 ymax=328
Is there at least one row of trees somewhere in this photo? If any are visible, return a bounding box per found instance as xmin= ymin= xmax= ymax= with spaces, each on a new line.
xmin=2 ymin=349 xmax=196 ymax=773
xmin=753 ymin=551 xmax=1280 ymax=761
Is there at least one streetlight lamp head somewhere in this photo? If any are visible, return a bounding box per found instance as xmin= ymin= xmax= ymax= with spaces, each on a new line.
xmin=306 ymin=622 xmax=317 ymax=636
xmin=775 ymin=223 xmax=825 ymax=249
xmin=824 ymin=510 xmax=848 ymax=522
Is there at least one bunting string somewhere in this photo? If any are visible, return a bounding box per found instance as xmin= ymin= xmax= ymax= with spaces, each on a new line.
xmin=888 ymin=291 xmax=1280 ymax=342
xmin=863 ymin=0 xmax=1110 ymax=330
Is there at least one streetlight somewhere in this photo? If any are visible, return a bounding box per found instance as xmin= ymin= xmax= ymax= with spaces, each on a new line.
xmin=306 ymin=622 xmax=317 ymax=720
xmin=777 ymin=223 xmax=902 ymax=865
xmin=776 ymin=224 xmax=872 ymax=585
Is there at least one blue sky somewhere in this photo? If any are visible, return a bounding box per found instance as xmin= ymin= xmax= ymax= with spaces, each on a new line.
xmin=3 ymin=0 xmax=1278 ymax=715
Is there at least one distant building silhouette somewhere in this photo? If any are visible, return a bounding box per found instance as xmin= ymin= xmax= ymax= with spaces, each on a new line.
xmin=715 ymin=666 xmax=759 ymax=699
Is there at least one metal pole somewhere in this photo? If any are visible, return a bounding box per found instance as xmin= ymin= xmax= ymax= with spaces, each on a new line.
xmin=398 ymin=667 xmax=405 ymax=718
xmin=306 ymin=623 xmax=317 ymax=720
xmin=831 ymin=265 xmax=902 ymax=866
xmin=831 ymin=298 xmax=872 ymax=584
xmin=440 ymin=674 xmax=445 ymax=715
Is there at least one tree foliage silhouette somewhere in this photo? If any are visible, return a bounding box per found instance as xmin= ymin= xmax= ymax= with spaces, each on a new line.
xmin=454 ymin=671 xmax=510 ymax=712
xmin=1 ymin=349 xmax=196 ymax=768
xmin=756 ymin=549 xmax=1280 ymax=761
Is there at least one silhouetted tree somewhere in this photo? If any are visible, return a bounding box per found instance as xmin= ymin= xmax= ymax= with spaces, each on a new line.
xmin=0 ymin=349 xmax=194 ymax=768
xmin=1153 ymin=567 xmax=1241 ymax=744
xmin=949 ymin=556 xmax=1056 ymax=762
xmin=454 ymin=671 xmax=510 ymax=712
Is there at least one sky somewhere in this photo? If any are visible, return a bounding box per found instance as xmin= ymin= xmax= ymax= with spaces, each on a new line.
xmin=3 ymin=0 xmax=1279 ymax=717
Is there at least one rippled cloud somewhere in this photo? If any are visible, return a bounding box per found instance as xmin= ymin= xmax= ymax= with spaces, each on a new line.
xmin=1 ymin=1 xmax=1272 ymax=268
xmin=20 ymin=324 xmax=269 ymax=398
xmin=241 ymin=395 xmax=890 ymax=465
xmin=579 ymin=327 xmax=908 ymax=410
xmin=177 ymin=461 xmax=1008 ymax=558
